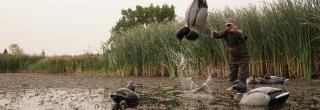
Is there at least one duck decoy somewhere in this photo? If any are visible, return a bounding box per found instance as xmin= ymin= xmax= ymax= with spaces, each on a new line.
xmin=227 ymin=80 xmax=290 ymax=106
xmin=110 ymin=81 xmax=140 ymax=110
xmin=257 ymin=75 xmax=289 ymax=85
xmin=246 ymin=75 xmax=259 ymax=85
xmin=176 ymin=0 xmax=208 ymax=41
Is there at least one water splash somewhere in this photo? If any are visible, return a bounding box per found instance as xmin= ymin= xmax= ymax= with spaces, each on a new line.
xmin=174 ymin=52 xmax=199 ymax=90
xmin=174 ymin=52 xmax=218 ymax=93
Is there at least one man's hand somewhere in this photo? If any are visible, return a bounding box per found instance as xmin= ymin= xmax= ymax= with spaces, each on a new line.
xmin=211 ymin=31 xmax=219 ymax=38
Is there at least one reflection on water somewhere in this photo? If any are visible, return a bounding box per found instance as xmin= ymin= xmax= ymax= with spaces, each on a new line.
xmin=0 ymin=79 xmax=319 ymax=110
xmin=0 ymin=76 xmax=320 ymax=110
xmin=0 ymin=88 xmax=113 ymax=110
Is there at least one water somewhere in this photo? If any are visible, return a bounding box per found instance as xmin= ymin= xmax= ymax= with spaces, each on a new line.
xmin=0 ymin=74 xmax=319 ymax=109
xmin=174 ymin=52 xmax=199 ymax=90
xmin=174 ymin=52 xmax=216 ymax=92
xmin=0 ymin=88 xmax=112 ymax=110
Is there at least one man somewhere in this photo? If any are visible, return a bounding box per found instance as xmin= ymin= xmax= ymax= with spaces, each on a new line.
xmin=211 ymin=18 xmax=251 ymax=84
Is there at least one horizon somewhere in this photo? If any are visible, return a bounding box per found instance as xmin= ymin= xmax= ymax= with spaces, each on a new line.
xmin=0 ymin=0 xmax=274 ymax=56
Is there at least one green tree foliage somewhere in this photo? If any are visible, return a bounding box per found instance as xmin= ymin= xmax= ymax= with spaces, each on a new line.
xmin=111 ymin=4 xmax=176 ymax=33
xmin=8 ymin=44 xmax=24 ymax=55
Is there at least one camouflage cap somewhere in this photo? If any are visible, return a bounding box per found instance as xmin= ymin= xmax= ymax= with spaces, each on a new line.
xmin=225 ymin=18 xmax=235 ymax=25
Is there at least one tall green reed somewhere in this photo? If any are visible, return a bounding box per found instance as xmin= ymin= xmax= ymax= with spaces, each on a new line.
xmin=0 ymin=0 xmax=318 ymax=78
xmin=103 ymin=0 xmax=320 ymax=78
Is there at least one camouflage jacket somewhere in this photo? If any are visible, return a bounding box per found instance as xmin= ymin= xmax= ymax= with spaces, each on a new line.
xmin=213 ymin=30 xmax=250 ymax=60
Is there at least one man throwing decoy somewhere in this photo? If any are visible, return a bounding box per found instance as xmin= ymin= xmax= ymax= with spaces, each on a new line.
xmin=211 ymin=18 xmax=251 ymax=84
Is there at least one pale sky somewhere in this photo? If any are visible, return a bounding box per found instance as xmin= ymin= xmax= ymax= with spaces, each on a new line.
xmin=0 ymin=0 xmax=274 ymax=56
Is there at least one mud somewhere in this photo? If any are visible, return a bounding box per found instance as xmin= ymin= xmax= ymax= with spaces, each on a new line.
xmin=0 ymin=73 xmax=319 ymax=110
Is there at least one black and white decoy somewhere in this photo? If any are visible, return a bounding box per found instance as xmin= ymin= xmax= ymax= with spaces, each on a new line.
xmin=228 ymin=80 xmax=290 ymax=106
xmin=176 ymin=0 xmax=208 ymax=41
xmin=110 ymin=81 xmax=140 ymax=110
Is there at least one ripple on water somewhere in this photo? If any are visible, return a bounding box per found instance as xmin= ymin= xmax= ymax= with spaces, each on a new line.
xmin=0 ymin=75 xmax=319 ymax=109
xmin=0 ymin=88 xmax=113 ymax=110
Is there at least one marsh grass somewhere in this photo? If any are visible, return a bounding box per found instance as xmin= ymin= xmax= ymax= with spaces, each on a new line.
xmin=0 ymin=0 xmax=319 ymax=78
xmin=103 ymin=0 xmax=320 ymax=78
xmin=0 ymin=54 xmax=107 ymax=74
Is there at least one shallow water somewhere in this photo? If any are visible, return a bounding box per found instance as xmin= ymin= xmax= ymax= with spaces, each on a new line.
xmin=0 ymin=74 xmax=319 ymax=110
xmin=0 ymin=88 xmax=112 ymax=110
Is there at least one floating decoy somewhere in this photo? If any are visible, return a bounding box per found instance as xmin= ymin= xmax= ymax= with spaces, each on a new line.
xmin=246 ymin=75 xmax=259 ymax=85
xmin=176 ymin=0 xmax=208 ymax=41
xmin=257 ymin=75 xmax=289 ymax=85
xmin=228 ymin=80 xmax=290 ymax=106
xmin=110 ymin=81 xmax=140 ymax=110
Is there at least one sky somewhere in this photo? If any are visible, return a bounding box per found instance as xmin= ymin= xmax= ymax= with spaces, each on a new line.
xmin=0 ymin=0 xmax=275 ymax=56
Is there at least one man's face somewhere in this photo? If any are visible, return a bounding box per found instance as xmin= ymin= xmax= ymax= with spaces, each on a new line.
xmin=225 ymin=23 xmax=235 ymax=31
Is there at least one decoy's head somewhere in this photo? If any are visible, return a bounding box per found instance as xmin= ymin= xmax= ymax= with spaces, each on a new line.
xmin=127 ymin=81 xmax=135 ymax=91
xmin=198 ymin=0 xmax=208 ymax=8
xmin=227 ymin=80 xmax=247 ymax=93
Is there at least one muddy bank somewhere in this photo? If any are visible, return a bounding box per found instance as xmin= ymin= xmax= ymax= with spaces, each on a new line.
xmin=0 ymin=73 xmax=319 ymax=110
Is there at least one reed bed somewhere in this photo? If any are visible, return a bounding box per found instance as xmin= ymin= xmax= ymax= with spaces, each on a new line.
xmin=0 ymin=54 xmax=106 ymax=74
xmin=104 ymin=0 xmax=320 ymax=78
xmin=0 ymin=55 xmax=43 ymax=73
xmin=0 ymin=0 xmax=319 ymax=78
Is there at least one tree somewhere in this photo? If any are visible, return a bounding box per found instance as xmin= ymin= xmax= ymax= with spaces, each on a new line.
xmin=8 ymin=44 xmax=24 ymax=55
xmin=111 ymin=4 xmax=176 ymax=33
xmin=3 ymin=49 xmax=8 ymax=55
